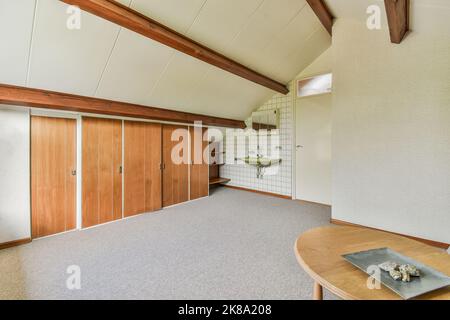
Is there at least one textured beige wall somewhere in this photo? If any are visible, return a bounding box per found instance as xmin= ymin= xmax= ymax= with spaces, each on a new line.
xmin=331 ymin=13 xmax=450 ymax=243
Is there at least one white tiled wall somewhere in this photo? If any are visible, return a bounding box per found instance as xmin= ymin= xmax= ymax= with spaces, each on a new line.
xmin=221 ymin=82 xmax=295 ymax=197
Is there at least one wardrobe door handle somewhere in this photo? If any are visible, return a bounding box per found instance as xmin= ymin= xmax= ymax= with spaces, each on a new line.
xmin=119 ymin=166 xmax=123 ymax=174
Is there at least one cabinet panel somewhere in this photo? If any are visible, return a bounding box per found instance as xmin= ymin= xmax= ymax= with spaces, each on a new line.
xmin=31 ymin=116 xmax=76 ymax=238
xmin=124 ymin=121 xmax=162 ymax=217
xmin=82 ymin=117 xmax=122 ymax=228
xmin=190 ymin=127 xmax=209 ymax=200
xmin=162 ymin=125 xmax=189 ymax=207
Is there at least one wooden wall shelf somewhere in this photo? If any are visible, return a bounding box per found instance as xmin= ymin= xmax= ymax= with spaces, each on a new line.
xmin=208 ymin=138 xmax=229 ymax=189
xmin=209 ymin=177 xmax=231 ymax=186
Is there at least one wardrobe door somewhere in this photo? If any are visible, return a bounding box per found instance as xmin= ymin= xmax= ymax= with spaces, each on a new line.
xmin=189 ymin=127 xmax=209 ymax=200
xmin=124 ymin=121 xmax=162 ymax=217
xmin=31 ymin=116 xmax=76 ymax=238
xmin=162 ymin=125 xmax=189 ymax=207
xmin=82 ymin=117 xmax=122 ymax=228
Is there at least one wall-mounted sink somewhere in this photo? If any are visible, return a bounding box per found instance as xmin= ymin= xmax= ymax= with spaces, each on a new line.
xmin=237 ymin=156 xmax=282 ymax=179
xmin=242 ymin=156 xmax=282 ymax=168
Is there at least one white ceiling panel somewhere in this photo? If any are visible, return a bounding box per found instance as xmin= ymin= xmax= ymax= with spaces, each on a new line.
xmin=95 ymin=28 xmax=174 ymax=105
xmin=232 ymin=0 xmax=305 ymax=55
xmin=186 ymin=0 xmax=264 ymax=53
xmin=130 ymin=0 xmax=207 ymax=34
xmin=145 ymin=52 xmax=212 ymax=110
xmin=243 ymin=6 xmax=327 ymax=82
xmin=273 ymin=28 xmax=331 ymax=82
xmin=176 ymin=67 xmax=274 ymax=120
xmin=0 ymin=0 xmax=36 ymax=86
xmin=273 ymin=5 xmax=320 ymax=55
xmin=27 ymin=0 xmax=121 ymax=95
xmin=219 ymin=0 xmax=313 ymax=83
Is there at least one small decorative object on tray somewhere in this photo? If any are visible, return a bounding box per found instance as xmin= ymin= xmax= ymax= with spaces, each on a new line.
xmin=342 ymin=247 xmax=450 ymax=299
xmin=378 ymin=261 xmax=420 ymax=282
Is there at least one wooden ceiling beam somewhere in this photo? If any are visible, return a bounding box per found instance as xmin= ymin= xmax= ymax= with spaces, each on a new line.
xmin=60 ymin=0 xmax=289 ymax=95
xmin=0 ymin=84 xmax=246 ymax=128
xmin=306 ymin=0 xmax=334 ymax=36
xmin=384 ymin=0 xmax=409 ymax=44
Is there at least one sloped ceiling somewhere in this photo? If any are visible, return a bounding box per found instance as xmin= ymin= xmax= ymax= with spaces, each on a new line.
xmin=0 ymin=0 xmax=331 ymax=120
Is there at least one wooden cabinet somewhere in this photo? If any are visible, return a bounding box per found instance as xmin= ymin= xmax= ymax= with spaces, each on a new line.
xmin=124 ymin=121 xmax=162 ymax=217
xmin=31 ymin=116 xmax=76 ymax=238
xmin=82 ymin=117 xmax=122 ymax=228
xmin=32 ymin=117 xmax=212 ymax=234
xmin=162 ymin=125 xmax=189 ymax=207
xmin=189 ymin=126 xmax=209 ymax=200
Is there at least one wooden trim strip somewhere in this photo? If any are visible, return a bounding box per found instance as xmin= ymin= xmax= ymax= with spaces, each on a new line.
xmin=331 ymin=218 xmax=449 ymax=250
xmin=0 ymin=84 xmax=246 ymax=129
xmin=306 ymin=0 xmax=334 ymax=36
xmin=61 ymin=0 xmax=289 ymax=95
xmin=384 ymin=0 xmax=409 ymax=44
xmin=296 ymin=199 xmax=331 ymax=207
xmin=224 ymin=185 xmax=292 ymax=200
xmin=0 ymin=238 xmax=31 ymax=250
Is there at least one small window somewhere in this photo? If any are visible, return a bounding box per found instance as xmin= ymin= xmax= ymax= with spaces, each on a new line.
xmin=297 ymin=73 xmax=332 ymax=98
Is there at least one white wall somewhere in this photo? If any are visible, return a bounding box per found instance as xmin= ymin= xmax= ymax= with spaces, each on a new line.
xmin=332 ymin=4 xmax=450 ymax=244
xmin=295 ymin=49 xmax=332 ymax=205
xmin=0 ymin=106 xmax=31 ymax=243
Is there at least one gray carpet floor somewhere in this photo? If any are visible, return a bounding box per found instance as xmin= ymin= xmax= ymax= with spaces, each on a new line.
xmin=0 ymin=188 xmax=335 ymax=300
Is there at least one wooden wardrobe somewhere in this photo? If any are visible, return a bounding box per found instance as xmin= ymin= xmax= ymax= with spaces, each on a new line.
xmin=31 ymin=116 xmax=77 ymax=238
xmin=162 ymin=125 xmax=189 ymax=207
xmin=82 ymin=117 xmax=122 ymax=228
xmin=124 ymin=121 xmax=162 ymax=217
xmin=32 ymin=117 xmax=211 ymax=233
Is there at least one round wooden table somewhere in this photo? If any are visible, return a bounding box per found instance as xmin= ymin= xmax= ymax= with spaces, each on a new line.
xmin=294 ymin=226 xmax=450 ymax=300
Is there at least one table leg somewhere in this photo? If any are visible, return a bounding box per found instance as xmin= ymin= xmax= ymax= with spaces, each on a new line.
xmin=313 ymin=281 xmax=323 ymax=300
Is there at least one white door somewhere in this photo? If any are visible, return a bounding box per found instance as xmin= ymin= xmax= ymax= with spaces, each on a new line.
xmin=295 ymin=94 xmax=332 ymax=205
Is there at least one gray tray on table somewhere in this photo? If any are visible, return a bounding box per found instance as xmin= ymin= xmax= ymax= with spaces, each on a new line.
xmin=342 ymin=247 xmax=450 ymax=299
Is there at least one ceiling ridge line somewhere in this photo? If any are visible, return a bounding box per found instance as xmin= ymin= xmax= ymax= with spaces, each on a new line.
xmin=145 ymin=0 xmax=209 ymax=101
xmin=93 ymin=26 xmax=122 ymax=97
xmin=145 ymin=51 xmax=176 ymax=102
xmin=277 ymin=25 xmax=324 ymax=79
xmin=276 ymin=2 xmax=309 ymax=41
xmin=197 ymin=0 xmax=267 ymax=88
xmin=259 ymin=2 xmax=308 ymax=54
xmin=226 ymin=0 xmax=266 ymax=50
xmin=185 ymin=0 xmax=209 ymax=35
xmin=25 ymin=0 xmax=39 ymax=87
xmin=271 ymin=12 xmax=324 ymax=70
xmin=93 ymin=0 xmax=133 ymax=97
